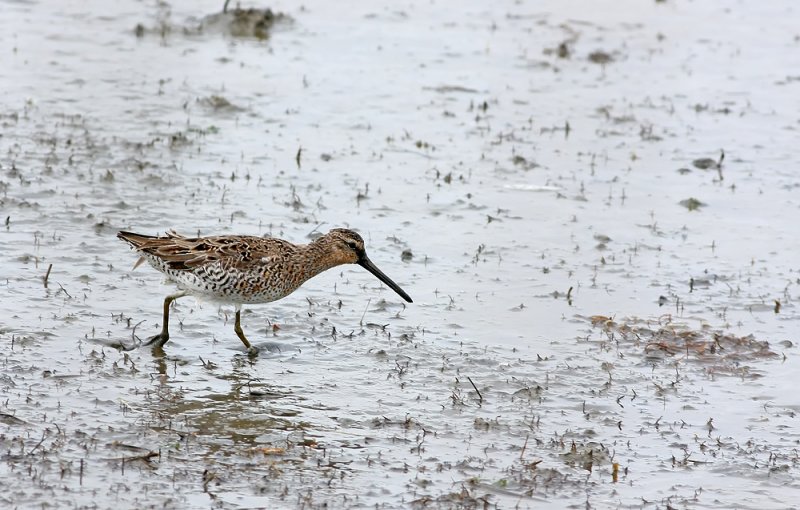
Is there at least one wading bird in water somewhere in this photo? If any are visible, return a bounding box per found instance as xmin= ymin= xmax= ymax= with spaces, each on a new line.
xmin=118 ymin=229 xmax=412 ymax=355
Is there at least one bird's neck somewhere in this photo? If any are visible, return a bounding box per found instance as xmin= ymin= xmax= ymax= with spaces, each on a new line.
xmin=301 ymin=238 xmax=344 ymax=277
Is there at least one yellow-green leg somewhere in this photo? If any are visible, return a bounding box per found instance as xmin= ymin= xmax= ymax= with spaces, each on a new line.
xmin=234 ymin=305 xmax=259 ymax=356
xmin=145 ymin=290 xmax=189 ymax=347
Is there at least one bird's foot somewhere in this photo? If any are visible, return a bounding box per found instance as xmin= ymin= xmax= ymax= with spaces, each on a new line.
xmin=246 ymin=346 xmax=259 ymax=357
xmin=144 ymin=332 xmax=169 ymax=348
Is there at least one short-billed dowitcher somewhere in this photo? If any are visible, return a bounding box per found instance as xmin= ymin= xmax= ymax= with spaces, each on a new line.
xmin=118 ymin=229 xmax=412 ymax=354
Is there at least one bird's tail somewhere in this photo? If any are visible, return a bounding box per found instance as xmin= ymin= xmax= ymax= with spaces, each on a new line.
xmin=117 ymin=230 xmax=185 ymax=247
xmin=117 ymin=230 xmax=188 ymax=270
xmin=118 ymin=231 xmax=157 ymax=269
xmin=117 ymin=231 xmax=156 ymax=249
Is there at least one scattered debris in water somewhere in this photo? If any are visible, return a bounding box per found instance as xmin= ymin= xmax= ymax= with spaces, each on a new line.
xmin=134 ymin=5 xmax=289 ymax=40
xmin=679 ymin=197 xmax=706 ymax=210
xmin=588 ymin=50 xmax=614 ymax=64
xmin=588 ymin=315 xmax=780 ymax=377
xmin=198 ymin=95 xmax=244 ymax=112
xmin=200 ymin=6 xmax=287 ymax=39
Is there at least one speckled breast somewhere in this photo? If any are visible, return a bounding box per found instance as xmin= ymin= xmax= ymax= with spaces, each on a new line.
xmin=148 ymin=256 xmax=298 ymax=304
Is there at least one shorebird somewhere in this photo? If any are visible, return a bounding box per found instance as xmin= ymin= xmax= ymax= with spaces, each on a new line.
xmin=118 ymin=229 xmax=412 ymax=355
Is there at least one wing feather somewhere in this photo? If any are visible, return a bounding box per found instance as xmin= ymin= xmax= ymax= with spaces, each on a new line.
xmin=121 ymin=233 xmax=298 ymax=272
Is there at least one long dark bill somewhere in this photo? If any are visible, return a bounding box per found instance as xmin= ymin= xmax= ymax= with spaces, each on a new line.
xmin=358 ymin=256 xmax=413 ymax=303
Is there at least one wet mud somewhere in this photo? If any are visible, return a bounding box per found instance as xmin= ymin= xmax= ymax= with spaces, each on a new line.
xmin=1 ymin=0 xmax=798 ymax=508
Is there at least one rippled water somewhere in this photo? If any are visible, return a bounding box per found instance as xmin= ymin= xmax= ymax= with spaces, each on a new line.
xmin=1 ymin=0 xmax=798 ymax=508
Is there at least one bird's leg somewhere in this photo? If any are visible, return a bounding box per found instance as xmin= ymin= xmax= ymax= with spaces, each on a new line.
xmin=233 ymin=305 xmax=258 ymax=356
xmin=144 ymin=291 xmax=189 ymax=348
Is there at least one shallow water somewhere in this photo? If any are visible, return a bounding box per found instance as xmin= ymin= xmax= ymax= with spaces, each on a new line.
xmin=1 ymin=0 xmax=798 ymax=508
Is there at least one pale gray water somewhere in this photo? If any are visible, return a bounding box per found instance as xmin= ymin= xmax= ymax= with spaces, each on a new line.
xmin=0 ymin=0 xmax=798 ymax=508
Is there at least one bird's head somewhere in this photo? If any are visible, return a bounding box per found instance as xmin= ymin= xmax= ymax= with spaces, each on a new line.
xmin=326 ymin=228 xmax=366 ymax=265
xmin=321 ymin=228 xmax=412 ymax=303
